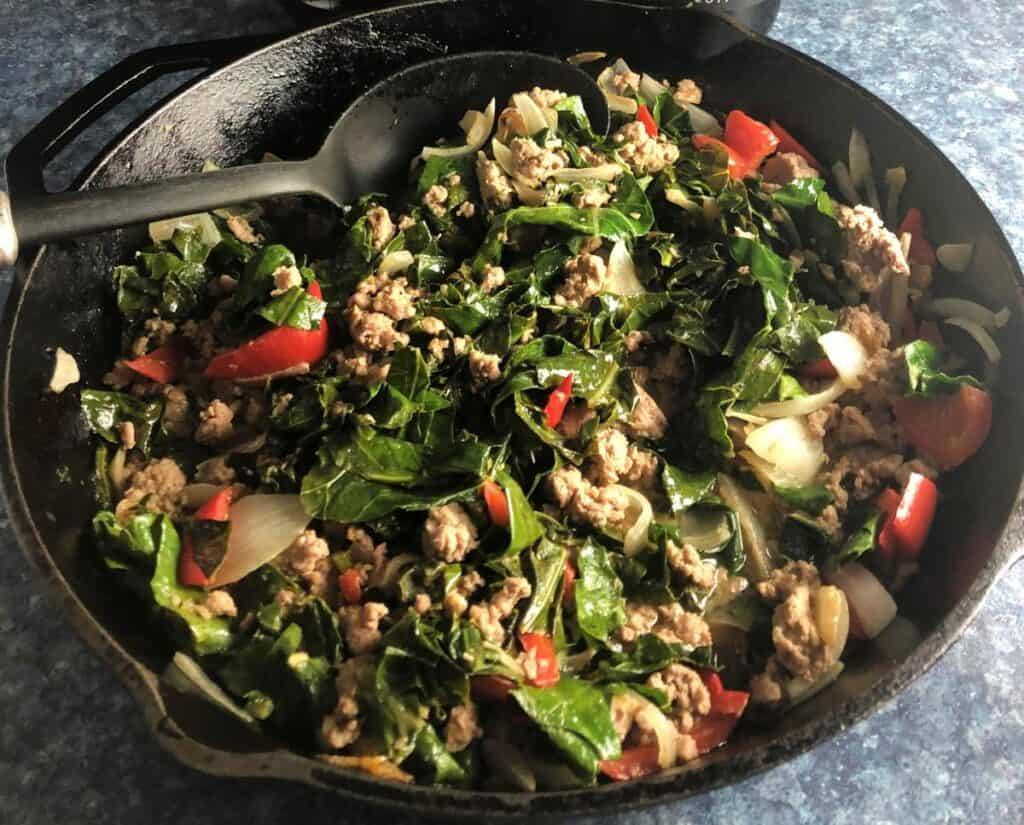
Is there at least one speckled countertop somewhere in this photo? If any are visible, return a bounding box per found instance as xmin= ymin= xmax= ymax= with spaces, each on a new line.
xmin=0 ymin=1 xmax=1021 ymax=823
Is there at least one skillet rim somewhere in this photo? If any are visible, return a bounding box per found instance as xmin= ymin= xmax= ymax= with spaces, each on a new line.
xmin=1 ymin=0 xmax=1022 ymax=815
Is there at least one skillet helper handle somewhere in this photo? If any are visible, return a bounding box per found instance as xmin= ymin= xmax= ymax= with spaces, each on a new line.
xmin=0 ymin=34 xmax=279 ymax=266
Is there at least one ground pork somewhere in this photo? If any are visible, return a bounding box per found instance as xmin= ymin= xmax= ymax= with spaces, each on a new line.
xmin=554 ymin=252 xmax=607 ymax=307
xmin=279 ymin=529 xmax=332 ymax=597
xmin=341 ymin=602 xmax=389 ymax=655
xmin=666 ymin=541 xmax=716 ymax=590
xmin=226 ymin=215 xmax=260 ymax=244
xmin=609 ymin=69 xmax=640 ymax=96
xmin=528 ymin=86 xmax=565 ymax=109
xmin=546 ymin=465 xmax=629 ymax=530
xmin=194 ymin=455 xmax=236 ymax=485
xmin=180 ymin=318 xmax=218 ymax=361
xmin=557 ymin=401 xmax=596 ymax=440
xmin=468 ymin=577 xmax=532 ymax=643
xmin=333 ymin=346 xmax=391 ymax=385
xmin=271 ymin=264 xmax=303 ymax=296
xmin=479 ymin=264 xmax=507 ymax=294
xmin=586 ymin=428 xmax=659 ymax=488
xmin=673 ymin=78 xmax=703 ymax=105
xmin=116 ymin=458 xmax=186 ymax=519
xmin=129 ymin=318 xmax=176 ymax=357
xmin=507 ymin=137 xmax=567 ymax=187
xmin=496 ymin=106 xmax=529 ymax=142
xmin=615 ymin=603 xmax=660 ymax=645
xmin=835 ymin=204 xmax=910 ymax=294
xmin=572 ymin=186 xmax=612 ymax=209
xmin=749 ymin=658 xmax=787 ymax=705
xmin=345 ymin=272 xmax=419 ymax=353
xmin=624 ymin=380 xmax=668 ymax=440
xmin=655 ymin=603 xmax=712 ymax=647
xmin=161 ymin=385 xmax=191 ymax=438
xmin=422 ymin=184 xmax=449 ymax=217
xmin=761 ymin=152 xmax=819 ymax=186
xmin=476 ymin=151 xmax=516 ymax=210
xmin=757 ymin=560 xmax=821 ymax=603
xmin=468 ymin=350 xmax=502 ymax=389
xmin=818 ymin=446 xmax=913 ymax=514
xmin=345 ymin=526 xmax=389 ymax=590
xmin=193 ymin=589 xmax=238 ymax=620
xmin=611 ymin=121 xmax=680 ymax=176
xmin=195 ymin=399 xmax=235 ymax=446
xmin=366 ymin=205 xmax=395 ymax=251
xmin=837 ymin=304 xmax=891 ymax=355
xmin=647 ymin=663 xmax=711 ymax=731
xmin=427 ymin=337 xmax=449 ymax=362
xmin=445 ymin=702 xmax=482 ymax=753
xmin=321 ymin=657 xmax=364 ymax=750
xmin=443 ymin=570 xmax=484 ymax=617
xmin=420 ymin=316 xmax=446 ymax=335
xmin=413 ymin=593 xmax=431 ymax=614
xmin=422 ymin=503 xmax=479 ymax=563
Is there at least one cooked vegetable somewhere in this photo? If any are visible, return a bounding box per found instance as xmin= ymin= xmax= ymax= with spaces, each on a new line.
xmin=898 ymin=208 xmax=936 ymax=266
xmin=936 ymin=242 xmax=974 ymax=272
xmin=824 ymin=563 xmax=896 ymax=639
xmin=768 ymin=119 xmax=823 ymax=172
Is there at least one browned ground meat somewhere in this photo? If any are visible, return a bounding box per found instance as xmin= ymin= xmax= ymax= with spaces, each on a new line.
xmin=647 ymin=663 xmax=711 ymax=731
xmin=508 ymin=137 xmax=567 ymax=187
xmin=554 ymin=253 xmax=607 ymax=308
xmin=422 ymin=503 xmax=479 ymax=562
xmin=467 ymin=577 xmax=531 ymax=643
xmin=624 ymin=381 xmax=668 ymax=440
xmin=468 ymin=350 xmax=502 ymax=389
xmin=673 ymin=78 xmax=703 ymax=105
xmin=586 ymin=428 xmax=659 ymax=488
xmin=557 ymin=401 xmax=596 ymax=440
xmin=366 ymin=205 xmax=395 ymax=251
xmin=838 ymin=305 xmax=891 ymax=354
xmin=476 ymin=151 xmax=516 ymax=210
xmin=226 ymin=215 xmax=260 ymax=244
xmin=445 ymin=702 xmax=482 ymax=753
xmin=666 ymin=541 xmax=715 ymax=590
xmin=116 ymin=458 xmax=186 ymax=519
xmin=195 ymin=399 xmax=235 ymax=445
xmin=546 ymin=465 xmax=629 ymax=530
xmin=655 ymin=603 xmax=712 ymax=647
xmin=320 ymin=657 xmax=365 ymax=750
xmin=835 ymin=204 xmax=910 ymax=294
xmin=762 ymin=152 xmax=819 ymax=185
xmin=611 ymin=122 xmax=680 ymax=176
xmin=341 ymin=602 xmax=389 ymax=655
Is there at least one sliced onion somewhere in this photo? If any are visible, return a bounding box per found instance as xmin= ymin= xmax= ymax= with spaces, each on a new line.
xmin=208 ymin=494 xmax=310 ymax=587
xmin=925 ymin=297 xmax=1004 ymax=329
xmin=884 ymin=167 xmax=907 ymax=229
xmin=994 ymin=307 xmax=1011 ymax=327
xmin=606 ymin=241 xmax=645 ymax=296
xmin=543 ymin=107 xmax=559 ymax=132
xmin=567 ymin=51 xmax=607 ymax=66
xmin=108 ymin=447 xmax=128 ymax=494
xmin=664 ymin=188 xmax=700 ymax=211
xmin=823 ymin=562 xmax=897 ymax=639
xmin=737 ymin=449 xmax=779 ymax=494
xmin=752 ymin=379 xmax=846 ymax=418
xmin=635 ymin=698 xmax=678 ymax=769
xmin=745 ymin=416 xmax=824 ymax=485
xmin=676 ymin=507 xmax=733 ymax=552
xmin=165 ymin=652 xmax=254 ymax=724
xmin=936 ymin=242 xmax=974 ymax=273
xmin=596 ymin=66 xmax=639 ymax=115
xmin=491 ymin=137 xmax=516 ymax=178
xmin=888 ymin=272 xmax=909 ymax=342
xmin=549 ymin=164 xmax=623 ymax=182
xmin=717 ymin=474 xmax=773 ymax=583
xmin=149 ymin=212 xmax=221 ymax=247
xmin=943 ymin=317 xmax=1001 ymax=363
xmin=831 ymin=161 xmax=860 ymax=205
xmin=727 ymin=410 xmax=768 ymax=425
xmin=785 ymin=661 xmax=844 ymax=706
xmin=680 ymin=102 xmax=723 ymax=137
xmin=819 ymin=331 xmax=869 ymax=389
xmin=377 ymin=250 xmax=414 ymax=276
xmin=421 ymin=98 xmax=495 ymax=159
xmin=899 ymin=231 xmax=912 ymax=262
xmin=48 ymin=347 xmax=80 ymax=393
xmin=511 ymin=178 xmax=548 ymax=206
xmin=638 ymin=72 xmax=668 ymax=104
xmin=511 ymin=92 xmax=549 ymax=136
xmin=848 ymin=128 xmax=872 ymax=188
xmin=612 ymin=485 xmax=653 ymax=557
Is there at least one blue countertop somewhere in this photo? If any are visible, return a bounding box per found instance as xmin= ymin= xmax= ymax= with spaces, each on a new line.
xmin=0 ymin=2 xmax=1021 ymax=822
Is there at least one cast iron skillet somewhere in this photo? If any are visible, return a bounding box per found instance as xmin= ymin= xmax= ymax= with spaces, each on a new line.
xmin=2 ymin=0 xmax=1022 ymax=817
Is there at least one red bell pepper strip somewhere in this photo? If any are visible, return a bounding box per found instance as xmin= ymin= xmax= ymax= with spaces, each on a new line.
xmin=599 ymin=744 xmax=661 ymax=781
xmin=122 ymin=341 xmax=187 ymax=384
xmin=723 ymin=110 xmax=779 ymax=171
xmin=768 ymin=119 xmax=824 ymax=172
xmin=338 ymin=568 xmax=363 ymax=605
xmin=876 ymin=487 xmax=903 ymax=560
xmin=470 ymin=675 xmax=515 ymax=703
xmin=799 ymin=357 xmax=838 ymax=380
xmin=481 ymin=479 xmax=510 ymax=528
xmin=562 ymin=559 xmax=577 ymax=607
xmin=636 ymin=103 xmax=658 ymax=138
xmin=204 ymin=282 xmax=329 ymax=380
xmin=898 ymin=208 xmax=937 ymax=267
xmin=692 ymin=134 xmax=753 ymax=179
xmin=519 ymin=632 xmax=560 ymax=687
xmin=179 ymin=486 xmax=233 ymax=587
xmin=879 ymin=473 xmax=938 ymax=561
xmin=690 ymin=713 xmax=741 ymax=755
xmin=543 ymin=373 xmax=574 ymax=428
xmin=699 ymin=670 xmax=750 ymax=717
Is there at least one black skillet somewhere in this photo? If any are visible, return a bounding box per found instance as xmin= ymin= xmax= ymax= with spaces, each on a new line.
xmin=2 ymin=0 xmax=1022 ymax=817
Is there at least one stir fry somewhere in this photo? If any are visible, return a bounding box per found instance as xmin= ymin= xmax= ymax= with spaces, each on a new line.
xmin=79 ymin=57 xmax=1000 ymax=789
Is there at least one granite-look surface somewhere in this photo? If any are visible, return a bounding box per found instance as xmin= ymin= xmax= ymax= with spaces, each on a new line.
xmin=0 ymin=1 xmax=1022 ymax=823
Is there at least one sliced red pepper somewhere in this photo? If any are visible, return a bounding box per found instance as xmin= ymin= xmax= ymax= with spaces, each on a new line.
xmin=179 ymin=486 xmax=232 ymax=588
xmin=898 ymin=208 xmax=937 ymax=267
xmin=689 ymin=713 xmax=741 ymax=756
xmin=470 ymin=675 xmax=515 ymax=703
xmin=599 ymin=744 xmax=661 ymax=781
xmin=723 ymin=110 xmax=779 ymax=171
xmin=883 ymin=473 xmax=938 ymax=561
xmin=519 ymin=631 xmax=560 ymax=688
xmin=698 ymin=670 xmax=750 ymax=717
xmin=636 ymin=103 xmax=658 ymax=138
xmin=692 ymin=134 xmax=754 ymax=179
xmin=122 ymin=341 xmax=186 ymax=384
xmin=338 ymin=568 xmax=363 ymax=605
xmin=562 ymin=559 xmax=577 ymax=607
xmin=195 ymin=486 xmax=233 ymax=522
xmin=481 ymin=479 xmax=510 ymax=528
xmin=876 ymin=487 xmax=903 ymax=560
xmin=204 ymin=282 xmax=329 ymax=380
xmin=768 ymin=119 xmax=824 ymax=173
xmin=799 ymin=357 xmax=838 ymax=380
xmin=543 ymin=373 xmax=574 ymax=429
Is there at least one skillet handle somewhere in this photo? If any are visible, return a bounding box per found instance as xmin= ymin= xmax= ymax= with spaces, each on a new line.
xmin=0 ymin=35 xmax=279 ymax=264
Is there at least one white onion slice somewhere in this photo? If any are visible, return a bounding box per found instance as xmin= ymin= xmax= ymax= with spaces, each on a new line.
xmin=994 ymin=307 xmax=1011 ymax=327
xmin=944 ymin=317 xmax=1002 ymax=363
xmin=149 ymin=212 xmax=221 ymax=247
xmin=612 ymin=485 xmax=653 ymax=557
xmin=166 ymin=652 xmax=254 ymax=723
xmin=745 ymin=417 xmax=824 ymax=485
xmin=676 ymin=507 xmax=734 ymax=552
xmin=596 ymin=66 xmax=639 ymax=115
xmin=884 ymin=166 xmax=907 ymax=229
xmin=848 ymin=128 xmax=872 ymax=188
xmin=377 ymin=250 xmax=414 ymax=276
xmin=208 ymin=494 xmax=310 ymax=587
xmin=638 ymin=72 xmax=668 ymax=104
xmin=936 ymin=243 xmax=974 ymax=272
xmin=664 ymin=188 xmax=699 ymax=211
xmin=48 ymin=347 xmax=80 ymax=393
xmin=510 ymin=92 xmax=549 ymax=136
xmin=831 ymin=161 xmax=860 ymax=205
xmin=491 ymin=137 xmax=520 ymax=181
xmin=727 ymin=410 xmax=768 ymax=425
xmin=636 ymin=698 xmax=678 ymax=769
xmin=421 ymin=99 xmax=495 ymax=159
xmin=511 ymin=178 xmax=548 ymax=206
xmin=823 ymin=562 xmax=897 ymax=639
xmin=818 ymin=331 xmax=869 ymax=389
xmin=681 ymin=103 xmax=723 ymax=137
xmin=738 ymin=449 xmax=780 ymax=494
xmin=717 ymin=474 xmax=773 ymax=583
xmin=606 ymin=241 xmax=645 ymax=297
xmin=549 ymin=164 xmax=623 ymax=182
xmin=752 ymin=379 xmax=846 ymax=418
xmin=925 ymin=297 xmax=1004 ymax=329
xmin=899 ymin=231 xmax=912 ymax=262
xmin=567 ymin=51 xmax=607 ymax=65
